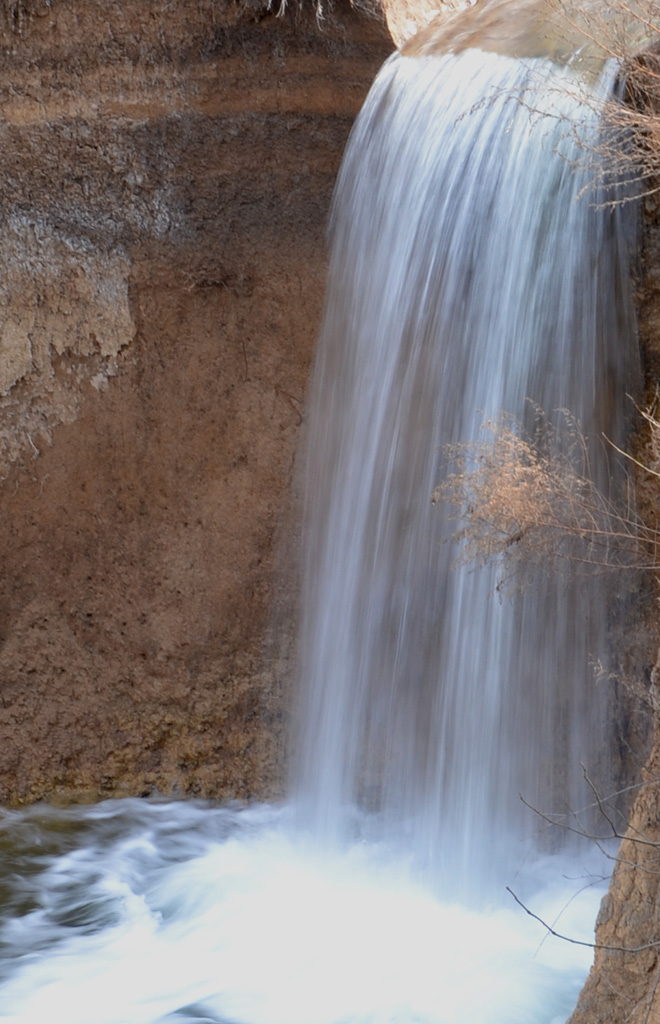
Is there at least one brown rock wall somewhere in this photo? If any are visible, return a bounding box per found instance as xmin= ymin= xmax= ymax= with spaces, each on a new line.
xmin=0 ymin=0 xmax=391 ymax=803
xmin=569 ymin=710 xmax=660 ymax=1024
xmin=569 ymin=182 xmax=660 ymax=1024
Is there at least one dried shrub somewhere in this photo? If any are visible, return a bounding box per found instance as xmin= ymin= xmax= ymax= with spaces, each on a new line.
xmin=434 ymin=406 xmax=660 ymax=590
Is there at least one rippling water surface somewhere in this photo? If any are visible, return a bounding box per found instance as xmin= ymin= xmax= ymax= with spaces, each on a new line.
xmin=0 ymin=799 xmax=606 ymax=1024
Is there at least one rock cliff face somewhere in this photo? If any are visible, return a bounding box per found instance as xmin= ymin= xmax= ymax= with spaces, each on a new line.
xmin=0 ymin=0 xmax=391 ymax=804
xmin=567 ymin=695 xmax=660 ymax=1024
xmin=568 ymin=735 xmax=660 ymax=1024
xmin=568 ymin=189 xmax=660 ymax=1024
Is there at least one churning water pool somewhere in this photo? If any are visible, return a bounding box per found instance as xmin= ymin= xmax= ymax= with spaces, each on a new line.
xmin=0 ymin=799 xmax=606 ymax=1024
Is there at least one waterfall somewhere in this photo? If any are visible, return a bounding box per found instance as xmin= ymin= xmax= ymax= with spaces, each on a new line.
xmin=293 ymin=48 xmax=638 ymax=898
xmin=0 ymin=43 xmax=639 ymax=1024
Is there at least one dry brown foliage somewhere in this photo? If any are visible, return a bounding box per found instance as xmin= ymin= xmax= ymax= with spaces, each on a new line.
xmin=434 ymin=407 xmax=660 ymax=589
xmin=584 ymin=49 xmax=660 ymax=200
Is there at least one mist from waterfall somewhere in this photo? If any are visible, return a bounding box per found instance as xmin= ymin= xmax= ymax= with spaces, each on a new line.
xmin=292 ymin=48 xmax=638 ymax=899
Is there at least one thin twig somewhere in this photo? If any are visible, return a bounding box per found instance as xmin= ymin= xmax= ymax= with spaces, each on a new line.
xmin=520 ymin=793 xmax=660 ymax=850
xmin=506 ymin=887 xmax=660 ymax=953
xmin=603 ymin=433 xmax=660 ymax=478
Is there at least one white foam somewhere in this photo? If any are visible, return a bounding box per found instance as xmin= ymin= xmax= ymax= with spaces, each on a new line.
xmin=0 ymin=801 xmax=604 ymax=1024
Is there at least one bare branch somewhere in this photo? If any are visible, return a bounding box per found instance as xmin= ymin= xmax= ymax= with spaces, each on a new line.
xmin=506 ymin=887 xmax=660 ymax=953
xmin=520 ymin=791 xmax=660 ymax=849
xmin=582 ymin=763 xmax=621 ymax=836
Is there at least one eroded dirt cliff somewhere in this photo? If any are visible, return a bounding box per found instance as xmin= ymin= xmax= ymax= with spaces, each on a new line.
xmin=0 ymin=0 xmax=391 ymax=804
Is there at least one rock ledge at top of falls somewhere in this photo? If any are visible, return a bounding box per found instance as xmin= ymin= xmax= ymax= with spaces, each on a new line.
xmin=386 ymin=0 xmax=658 ymax=75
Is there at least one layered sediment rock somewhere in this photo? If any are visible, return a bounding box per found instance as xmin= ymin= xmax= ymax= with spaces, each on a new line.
xmin=0 ymin=0 xmax=390 ymax=804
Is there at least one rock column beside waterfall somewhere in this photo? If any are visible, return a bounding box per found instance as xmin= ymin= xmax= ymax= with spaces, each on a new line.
xmin=0 ymin=0 xmax=390 ymax=805
xmin=568 ymin=179 xmax=660 ymax=1024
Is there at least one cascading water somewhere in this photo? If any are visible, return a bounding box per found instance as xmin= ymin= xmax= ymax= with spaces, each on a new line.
xmin=0 ymin=37 xmax=640 ymax=1024
xmin=293 ymin=47 xmax=637 ymax=897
